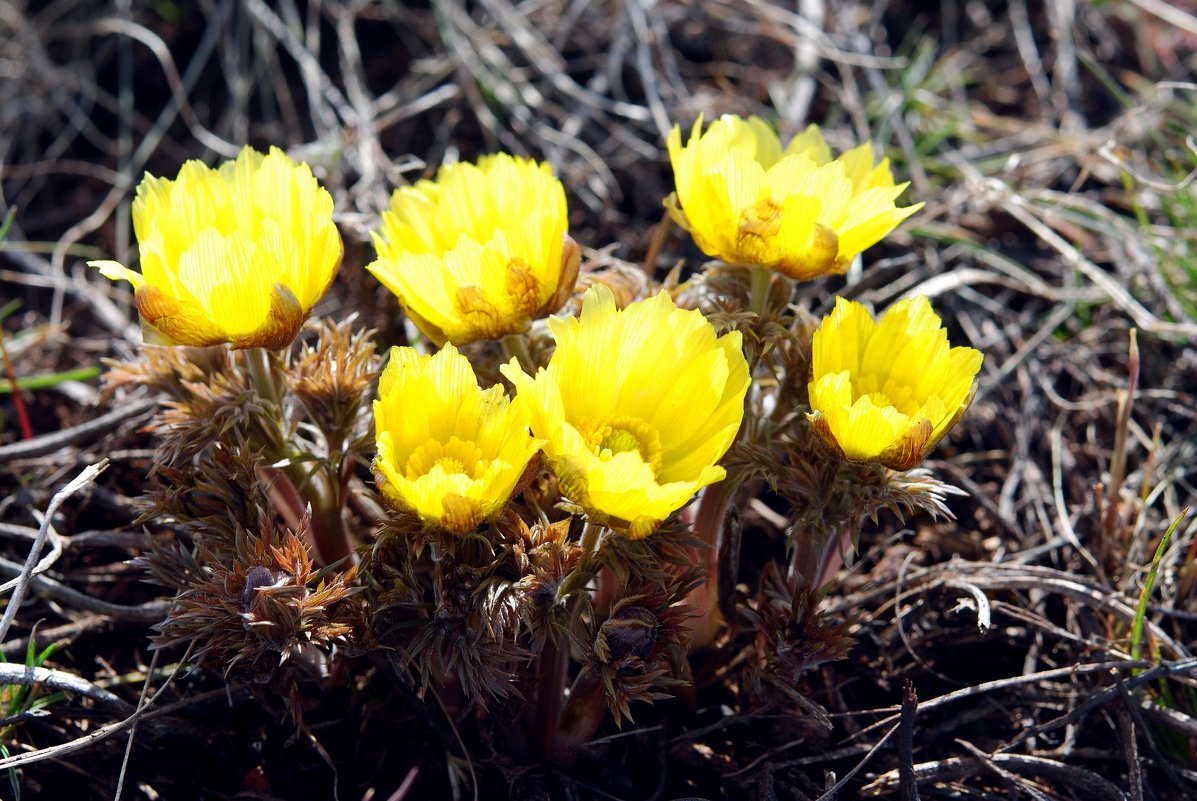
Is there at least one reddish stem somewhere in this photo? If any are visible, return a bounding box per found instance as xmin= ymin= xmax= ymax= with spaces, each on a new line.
xmin=684 ymin=480 xmax=737 ymax=649
xmin=593 ymin=565 xmax=618 ymax=618
xmin=0 ymin=335 xmax=33 ymax=440
xmin=531 ymin=633 xmax=571 ymax=758
xmin=551 ymin=670 xmax=607 ymax=764
xmin=257 ymin=463 xmax=355 ymax=566
xmin=256 ymin=464 xmax=306 ymax=534
xmin=244 ymin=347 xmax=355 ymax=566
xmin=811 ymin=526 xmax=853 ymax=589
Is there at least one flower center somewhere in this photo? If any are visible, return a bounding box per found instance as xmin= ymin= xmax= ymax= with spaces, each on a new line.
xmin=405 ymin=437 xmax=486 ymax=480
xmin=579 ymin=416 xmax=664 ymax=477
xmin=853 ymin=376 xmax=922 ymax=418
xmin=434 ymin=456 xmax=466 ymax=474
xmin=737 ymin=198 xmax=784 ymax=265
xmin=601 ymin=429 xmax=640 ymax=454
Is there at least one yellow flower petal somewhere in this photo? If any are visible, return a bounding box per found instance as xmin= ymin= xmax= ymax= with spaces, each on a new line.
xmin=836 ymin=185 xmax=924 ymax=268
xmin=133 ymin=284 xmax=228 ymax=347
xmin=92 ymin=260 xmax=144 ymax=290
xmin=366 ymin=154 xmax=575 ymax=345
xmin=782 ymin=123 xmax=833 ymax=165
xmin=501 ymin=284 xmax=749 ymax=539
xmin=667 ymin=115 xmax=921 ymax=279
xmin=91 ymin=146 xmax=341 ymax=349
xmin=807 ymin=296 xmax=983 ymax=469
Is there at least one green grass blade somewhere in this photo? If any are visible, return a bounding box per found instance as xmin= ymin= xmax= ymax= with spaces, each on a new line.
xmin=0 ymin=208 xmax=14 ymax=245
xmin=0 ymin=743 xmax=17 ymax=801
xmin=0 ymin=300 xmax=20 ymax=325
xmin=0 ymin=366 xmax=101 ymax=394
xmin=1132 ymin=508 xmax=1190 ymax=667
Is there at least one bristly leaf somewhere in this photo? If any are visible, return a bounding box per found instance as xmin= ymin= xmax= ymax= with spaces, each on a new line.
xmin=151 ymin=511 xmax=365 ymax=713
xmin=575 ymin=569 xmax=700 ymax=725
xmin=136 ymin=445 xmax=272 ymax=556
xmin=288 ymin=316 xmax=380 ymax=463
xmin=103 ymin=344 xmax=291 ymax=466
xmin=738 ymin=562 xmax=852 ymax=713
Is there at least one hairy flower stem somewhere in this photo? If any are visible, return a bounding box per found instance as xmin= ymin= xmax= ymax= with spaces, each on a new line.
xmin=813 ymin=526 xmax=853 ymax=588
xmin=789 ymin=533 xmax=816 ymax=587
xmin=244 ymin=347 xmax=354 ymax=566
xmin=502 ymin=333 xmax=534 ymax=374
xmin=245 ymin=346 xmax=280 ymax=404
xmin=244 ymin=347 xmax=286 ymax=452
xmin=290 ymin=464 xmax=355 ymax=566
xmin=531 ymin=631 xmax=571 ymax=759
xmin=748 ymin=264 xmax=773 ymax=317
xmin=789 ymin=457 xmax=850 ymax=587
xmin=789 ymin=524 xmax=853 ymax=588
xmin=593 ymin=566 xmax=617 ymax=618
xmin=533 ymin=522 xmax=603 ymax=759
xmin=551 ymin=670 xmax=606 ymax=764
xmin=684 ymin=479 xmax=738 ymax=649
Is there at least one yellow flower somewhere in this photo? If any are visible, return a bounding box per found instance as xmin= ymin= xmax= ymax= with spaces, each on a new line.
xmin=90 ymin=146 xmax=341 ymax=349
xmin=501 ymin=285 xmax=749 ymax=539
xmin=367 ymin=153 xmax=580 ymax=346
xmin=807 ymin=296 xmax=983 ymax=470
xmin=666 ymin=114 xmax=923 ymax=280
xmin=373 ymin=343 xmax=544 ymax=533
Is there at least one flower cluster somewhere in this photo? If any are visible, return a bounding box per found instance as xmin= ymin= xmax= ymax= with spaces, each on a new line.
xmin=664 ymin=114 xmax=980 ymax=472
xmin=94 ymin=111 xmax=983 ymax=756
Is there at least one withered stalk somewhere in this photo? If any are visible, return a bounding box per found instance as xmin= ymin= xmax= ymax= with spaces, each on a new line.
xmin=640 ymin=208 xmax=673 ymax=275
